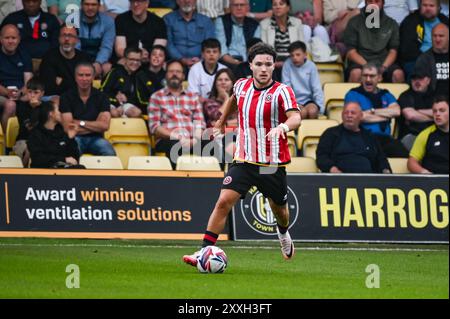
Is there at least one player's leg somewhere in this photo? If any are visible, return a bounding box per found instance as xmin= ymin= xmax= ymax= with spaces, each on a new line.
xmin=182 ymin=189 xmax=241 ymax=267
xmin=268 ymin=199 xmax=295 ymax=260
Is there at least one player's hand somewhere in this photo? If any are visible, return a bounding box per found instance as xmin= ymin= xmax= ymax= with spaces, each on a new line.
xmin=266 ymin=126 xmax=286 ymax=141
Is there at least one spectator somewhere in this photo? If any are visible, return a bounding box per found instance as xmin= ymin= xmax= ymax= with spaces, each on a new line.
xmin=101 ymin=47 xmax=143 ymax=118
xmin=290 ymin=0 xmax=330 ymax=44
xmin=100 ymin=0 xmax=129 ymax=18
xmin=115 ymin=0 xmax=167 ymax=63
xmin=399 ymin=0 xmax=448 ymax=78
xmin=14 ymin=77 xmax=47 ymax=167
xmin=203 ymin=68 xmax=237 ymax=161
xmin=248 ymin=0 xmax=272 ymax=21
xmin=316 ymin=102 xmax=392 ymax=174
xmin=260 ymin=0 xmax=307 ymax=67
xmin=60 ymin=62 xmax=116 ymax=156
xmin=398 ymin=67 xmax=434 ymax=150
xmin=39 ymin=24 xmax=91 ymax=102
xmin=28 ymin=100 xmax=84 ymax=168
xmin=148 ymin=60 xmax=207 ymax=167
xmin=282 ymin=41 xmax=324 ymax=119
xmin=48 ymin=0 xmax=81 ymax=23
xmin=344 ymin=0 xmax=404 ymax=83
xmin=414 ymin=23 xmax=449 ymax=97
xmin=0 ymin=24 xmax=33 ymax=130
xmin=234 ymin=37 xmax=262 ymax=79
xmin=344 ymin=63 xmax=409 ymax=157
xmin=442 ymin=0 xmax=449 ymax=17
xmin=164 ymin=0 xmax=216 ymax=67
xmin=136 ymin=45 xmax=167 ymax=112
xmin=187 ymin=38 xmax=226 ymax=100
xmin=1 ymin=0 xmax=48 ymax=23
xmin=323 ymin=0 xmax=360 ymax=55
xmin=408 ymin=96 xmax=449 ymax=174
xmin=1 ymin=0 xmax=60 ymax=59
xmin=196 ymin=0 xmax=230 ymax=19
xmin=78 ymin=0 xmax=115 ymax=78
xmin=384 ymin=0 xmax=418 ymax=24
xmin=215 ymin=0 xmax=261 ymax=69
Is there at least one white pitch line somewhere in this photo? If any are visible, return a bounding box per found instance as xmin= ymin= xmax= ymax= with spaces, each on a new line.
xmin=0 ymin=243 xmax=446 ymax=252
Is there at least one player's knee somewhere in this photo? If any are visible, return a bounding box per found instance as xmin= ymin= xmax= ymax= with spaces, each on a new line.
xmin=215 ymin=197 xmax=234 ymax=213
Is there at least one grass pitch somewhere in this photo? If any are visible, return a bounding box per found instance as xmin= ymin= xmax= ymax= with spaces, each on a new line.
xmin=0 ymin=238 xmax=447 ymax=299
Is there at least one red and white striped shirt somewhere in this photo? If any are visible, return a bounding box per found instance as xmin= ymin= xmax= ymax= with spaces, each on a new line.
xmin=233 ymin=78 xmax=298 ymax=165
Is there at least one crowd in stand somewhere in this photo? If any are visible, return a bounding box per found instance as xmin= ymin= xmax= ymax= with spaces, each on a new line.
xmin=0 ymin=0 xmax=448 ymax=173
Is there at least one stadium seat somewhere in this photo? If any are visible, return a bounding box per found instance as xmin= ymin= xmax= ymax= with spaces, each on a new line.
xmin=32 ymin=59 xmax=42 ymax=75
xmin=176 ymin=155 xmax=221 ymax=171
xmin=79 ymin=156 xmax=124 ymax=169
xmin=287 ymin=131 xmax=297 ymax=157
xmin=388 ymin=158 xmax=410 ymax=174
xmin=93 ymin=80 xmax=101 ymax=89
xmin=148 ymin=7 xmax=173 ymax=17
xmin=0 ymin=155 xmax=23 ymax=168
xmin=6 ymin=116 xmax=19 ymax=150
xmin=378 ymin=83 xmax=410 ymax=99
xmin=286 ymin=157 xmax=318 ymax=173
xmin=127 ymin=156 xmax=173 ymax=170
xmin=297 ymin=119 xmax=339 ymax=159
xmin=316 ymin=62 xmax=345 ymax=86
xmin=0 ymin=124 xmax=4 ymax=155
xmin=105 ymin=118 xmax=151 ymax=168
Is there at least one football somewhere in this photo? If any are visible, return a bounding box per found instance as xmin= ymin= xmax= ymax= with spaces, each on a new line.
xmin=197 ymin=246 xmax=228 ymax=274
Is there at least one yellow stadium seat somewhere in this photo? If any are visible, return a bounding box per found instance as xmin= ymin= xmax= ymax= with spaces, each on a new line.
xmin=148 ymin=7 xmax=173 ymax=17
xmin=316 ymin=62 xmax=345 ymax=86
xmin=105 ymin=118 xmax=151 ymax=167
xmin=323 ymin=83 xmax=359 ymax=108
xmin=286 ymin=157 xmax=318 ymax=173
xmin=127 ymin=156 xmax=173 ymax=170
xmin=0 ymin=124 xmax=4 ymax=155
xmin=6 ymin=116 xmax=19 ymax=149
xmin=327 ymin=106 xmax=344 ymax=123
xmin=287 ymin=131 xmax=297 ymax=157
xmin=80 ymin=156 xmax=124 ymax=169
xmin=388 ymin=158 xmax=410 ymax=174
xmin=0 ymin=155 xmax=23 ymax=168
xmin=378 ymin=83 xmax=409 ymax=99
xmin=176 ymin=155 xmax=221 ymax=171
xmin=93 ymin=80 xmax=101 ymax=89
xmin=297 ymin=119 xmax=339 ymax=159
xmin=32 ymin=58 xmax=42 ymax=75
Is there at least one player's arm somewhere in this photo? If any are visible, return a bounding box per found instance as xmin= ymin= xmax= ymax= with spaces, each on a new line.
xmin=267 ymin=110 xmax=301 ymax=141
xmin=214 ymin=95 xmax=238 ymax=136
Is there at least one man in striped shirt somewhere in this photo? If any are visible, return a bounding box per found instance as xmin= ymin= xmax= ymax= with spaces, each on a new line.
xmin=183 ymin=43 xmax=301 ymax=265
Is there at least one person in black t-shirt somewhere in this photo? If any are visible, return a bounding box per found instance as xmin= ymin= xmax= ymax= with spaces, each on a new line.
xmin=39 ymin=24 xmax=91 ymax=103
xmin=28 ymin=100 xmax=84 ymax=169
xmin=1 ymin=0 xmax=60 ymax=59
xmin=101 ymin=47 xmax=143 ymax=118
xmin=114 ymin=0 xmax=167 ymax=64
xmin=316 ymin=102 xmax=392 ymax=174
xmin=408 ymin=97 xmax=449 ymax=174
xmin=398 ymin=67 xmax=435 ymax=150
xmin=60 ymin=62 xmax=116 ymax=156
xmin=414 ymin=23 xmax=449 ymax=98
xmin=13 ymin=77 xmax=48 ymax=167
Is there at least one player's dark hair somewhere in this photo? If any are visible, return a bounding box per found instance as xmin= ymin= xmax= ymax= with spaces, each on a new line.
xmin=288 ymin=41 xmax=307 ymax=54
xmin=248 ymin=43 xmax=277 ymax=63
xmin=26 ymin=77 xmax=45 ymax=92
xmin=60 ymin=23 xmax=79 ymax=36
xmin=273 ymin=0 xmax=291 ymax=6
xmin=151 ymin=45 xmax=168 ymax=58
xmin=433 ymin=95 xmax=449 ymax=106
xmin=37 ymin=101 xmax=56 ymax=126
xmin=202 ymin=38 xmax=221 ymax=52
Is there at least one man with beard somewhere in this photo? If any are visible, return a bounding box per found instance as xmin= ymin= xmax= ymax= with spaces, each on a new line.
xmin=148 ymin=59 xmax=208 ymax=167
xmin=39 ymin=24 xmax=91 ymax=103
xmin=164 ymin=0 xmax=215 ymax=67
xmin=78 ymin=0 xmax=115 ymax=78
xmin=345 ymin=62 xmax=409 ymax=157
xmin=1 ymin=0 xmax=59 ymax=59
xmin=343 ymin=0 xmax=405 ymax=83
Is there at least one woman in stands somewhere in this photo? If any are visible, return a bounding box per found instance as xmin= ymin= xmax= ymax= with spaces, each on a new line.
xmin=27 ymin=102 xmax=84 ymax=169
xmin=202 ymin=68 xmax=237 ymax=163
